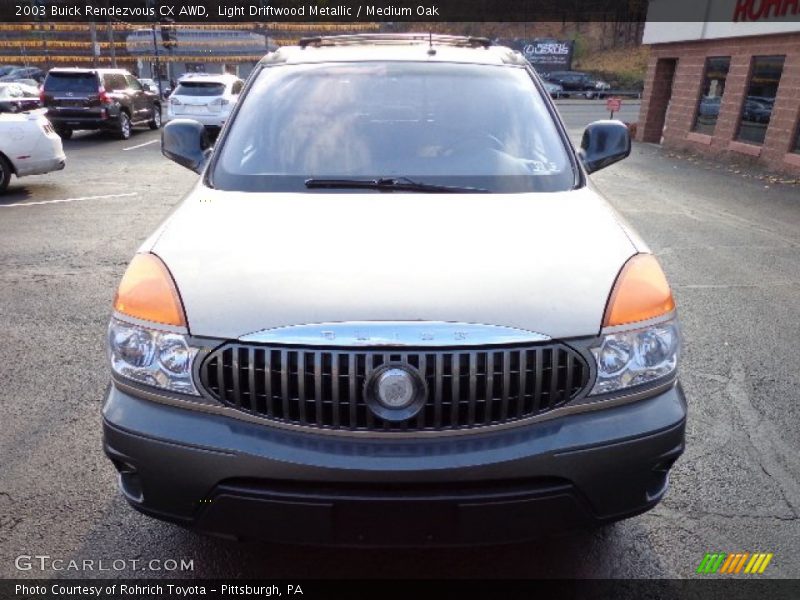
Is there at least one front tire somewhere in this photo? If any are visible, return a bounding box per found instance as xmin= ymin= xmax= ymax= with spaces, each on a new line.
xmin=148 ymin=106 xmax=161 ymax=130
xmin=0 ymin=154 xmax=13 ymax=193
xmin=117 ymin=112 xmax=131 ymax=140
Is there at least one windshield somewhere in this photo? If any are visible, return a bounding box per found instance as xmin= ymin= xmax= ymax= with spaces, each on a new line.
xmin=174 ymin=81 xmax=226 ymax=96
xmin=45 ymin=73 xmax=97 ymax=93
xmin=213 ymin=62 xmax=574 ymax=193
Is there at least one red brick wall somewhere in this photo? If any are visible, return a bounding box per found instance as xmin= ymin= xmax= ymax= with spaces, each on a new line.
xmin=637 ymin=33 xmax=800 ymax=175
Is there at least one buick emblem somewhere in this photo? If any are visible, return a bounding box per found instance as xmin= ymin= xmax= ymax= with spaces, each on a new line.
xmin=376 ymin=368 xmax=415 ymax=409
xmin=364 ymin=363 xmax=426 ymax=421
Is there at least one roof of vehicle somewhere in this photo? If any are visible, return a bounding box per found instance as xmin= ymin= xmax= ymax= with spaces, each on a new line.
xmin=259 ymin=34 xmax=529 ymax=67
xmin=177 ymin=73 xmax=240 ymax=82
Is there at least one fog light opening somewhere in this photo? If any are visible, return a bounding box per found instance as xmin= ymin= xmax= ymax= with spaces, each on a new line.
xmin=114 ymin=462 xmax=144 ymax=503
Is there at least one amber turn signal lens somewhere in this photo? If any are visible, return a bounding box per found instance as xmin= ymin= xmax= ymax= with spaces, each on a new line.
xmin=603 ymin=254 xmax=675 ymax=327
xmin=113 ymin=254 xmax=186 ymax=327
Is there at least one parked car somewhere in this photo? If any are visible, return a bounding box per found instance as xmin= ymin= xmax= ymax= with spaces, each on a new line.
xmin=167 ymin=73 xmax=244 ymax=132
xmin=0 ymin=65 xmax=21 ymax=78
xmin=0 ymin=82 xmax=42 ymax=113
xmin=545 ymin=71 xmax=602 ymax=99
xmin=698 ymin=96 xmax=722 ymax=118
xmin=742 ymin=97 xmax=772 ymax=124
xmin=104 ymin=34 xmax=684 ymax=546
xmin=0 ymin=66 xmax=46 ymax=84
xmin=4 ymin=78 xmax=41 ymax=89
xmin=543 ymin=80 xmax=563 ymax=98
xmin=139 ymin=78 xmax=172 ymax=99
xmin=0 ymin=110 xmax=65 ymax=192
xmin=594 ymin=78 xmax=611 ymax=98
xmin=41 ymin=68 xmax=162 ymax=140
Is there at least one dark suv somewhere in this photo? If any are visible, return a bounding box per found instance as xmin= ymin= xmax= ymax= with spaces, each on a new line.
xmin=42 ymin=68 xmax=161 ymax=140
xmin=545 ymin=71 xmax=602 ymax=99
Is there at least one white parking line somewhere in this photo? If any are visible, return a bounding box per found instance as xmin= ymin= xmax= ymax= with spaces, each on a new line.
xmin=0 ymin=192 xmax=138 ymax=208
xmin=123 ymin=139 xmax=159 ymax=151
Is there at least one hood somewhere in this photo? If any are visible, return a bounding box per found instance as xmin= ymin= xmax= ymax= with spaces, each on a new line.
xmin=149 ymin=187 xmax=638 ymax=340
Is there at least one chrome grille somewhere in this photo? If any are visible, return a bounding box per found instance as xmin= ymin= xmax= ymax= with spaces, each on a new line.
xmin=199 ymin=344 xmax=589 ymax=432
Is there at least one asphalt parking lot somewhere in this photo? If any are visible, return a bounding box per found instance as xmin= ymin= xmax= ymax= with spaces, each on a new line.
xmin=1 ymin=100 xmax=798 ymax=579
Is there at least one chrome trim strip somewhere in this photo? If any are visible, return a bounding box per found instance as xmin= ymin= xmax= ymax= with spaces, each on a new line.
xmin=111 ymin=312 xmax=189 ymax=335
xmin=111 ymin=376 xmax=677 ymax=439
xmin=239 ymin=321 xmax=551 ymax=347
xmin=600 ymin=311 xmax=677 ymax=335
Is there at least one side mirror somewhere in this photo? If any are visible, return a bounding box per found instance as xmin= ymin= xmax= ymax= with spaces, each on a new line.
xmin=579 ymin=120 xmax=631 ymax=174
xmin=161 ymin=119 xmax=212 ymax=174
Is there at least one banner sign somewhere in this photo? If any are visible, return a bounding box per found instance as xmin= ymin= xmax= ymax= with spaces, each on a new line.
xmin=504 ymin=38 xmax=573 ymax=73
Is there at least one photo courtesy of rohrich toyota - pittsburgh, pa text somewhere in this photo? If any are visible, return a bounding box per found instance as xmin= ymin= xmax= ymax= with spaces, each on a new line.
xmin=0 ymin=0 xmax=799 ymax=598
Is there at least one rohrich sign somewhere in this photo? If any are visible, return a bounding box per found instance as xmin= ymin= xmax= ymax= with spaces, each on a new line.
xmin=504 ymin=38 xmax=573 ymax=73
xmin=733 ymin=0 xmax=800 ymax=21
xmin=644 ymin=0 xmax=800 ymax=43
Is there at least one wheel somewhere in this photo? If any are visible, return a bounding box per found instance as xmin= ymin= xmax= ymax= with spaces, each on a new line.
xmin=55 ymin=126 xmax=72 ymax=140
xmin=149 ymin=105 xmax=162 ymax=130
xmin=0 ymin=154 xmax=12 ymax=193
xmin=117 ymin=112 xmax=131 ymax=140
xmin=585 ymin=91 xmax=596 ymax=100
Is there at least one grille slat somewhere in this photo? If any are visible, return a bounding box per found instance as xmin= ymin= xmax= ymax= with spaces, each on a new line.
xmin=416 ymin=353 xmax=427 ymax=429
xmin=533 ymin=349 xmax=543 ymax=413
xmin=467 ymin=352 xmax=477 ymax=425
xmin=434 ymin=353 xmax=444 ymax=429
xmin=264 ymin=349 xmax=273 ymax=418
xmin=517 ymin=350 xmax=527 ymax=419
xmin=365 ymin=353 xmax=375 ymax=429
xmin=348 ymin=352 xmax=358 ymax=429
xmin=280 ymin=349 xmax=289 ymax=419
xmin=297 ymin=351 xmax=306 ymax=422
xmin=314 ymin=351 xmax=323 ymax=426
xmin=331 ymin=352 xmax=341 ymax=428
xmin=452 ymin=352 xmax=462 ymax=428
xmin=501 ymin=350 xmax=511 ymax=421
xmin=201 ymin=342 xmax=589 ymax=433
xmin=549 ymin=348 xmax=560 ymax=411
xmin=485 ymin=351 xmax=495 ymax=424
xmin=248 ymin=347 xmax=256 ymax=413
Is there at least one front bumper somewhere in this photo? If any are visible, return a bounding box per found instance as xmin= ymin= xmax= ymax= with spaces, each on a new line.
xmin=103 ymin=382 xmax=686 ymax=546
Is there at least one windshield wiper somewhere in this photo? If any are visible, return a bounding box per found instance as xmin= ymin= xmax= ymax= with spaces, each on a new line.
xmin=304 ymin=177 xmax=489 ymax=193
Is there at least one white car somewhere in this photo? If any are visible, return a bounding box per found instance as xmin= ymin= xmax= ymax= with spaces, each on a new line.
xmin=167 ymin=74 xmax=244 ymax=130
xmin=0 ymin=111 xmax=66 ymax=193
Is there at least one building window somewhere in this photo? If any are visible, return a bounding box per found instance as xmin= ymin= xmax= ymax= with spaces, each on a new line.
xmin=794 ymin=120 xmax=800 ymax=154
xmin=693 ymin=57 xmax=730 ymax=135
xmin=736 ymin=56 xmax=785 ymax=145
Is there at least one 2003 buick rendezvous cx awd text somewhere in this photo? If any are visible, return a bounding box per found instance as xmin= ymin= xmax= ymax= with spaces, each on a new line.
xmin=103 ymin=34 xmax=686 ymax=546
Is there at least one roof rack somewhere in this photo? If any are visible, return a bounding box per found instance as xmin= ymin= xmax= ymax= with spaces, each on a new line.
xmin=297 ymin=33 xmax=493 ymax=49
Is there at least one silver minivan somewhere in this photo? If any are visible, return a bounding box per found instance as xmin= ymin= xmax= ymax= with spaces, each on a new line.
xmin=103 ymin=34 xmax=685 ymax=546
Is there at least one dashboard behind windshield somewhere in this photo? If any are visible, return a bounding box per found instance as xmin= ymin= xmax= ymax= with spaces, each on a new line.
xmin=212 ymin=61 xmax=575 ymax=193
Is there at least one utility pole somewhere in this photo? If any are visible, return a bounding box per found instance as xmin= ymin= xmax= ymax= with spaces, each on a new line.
xmin=107 ymin=22 xmax=117 ymax=68
xmin=152 ymin=25 xmax=163 ymax=97
xmin=89 ymin=21 xmax=98 ymax=67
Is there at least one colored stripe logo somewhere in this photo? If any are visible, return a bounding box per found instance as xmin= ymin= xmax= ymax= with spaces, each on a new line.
xmin=696 ymin=552 xmax=773 ymax=574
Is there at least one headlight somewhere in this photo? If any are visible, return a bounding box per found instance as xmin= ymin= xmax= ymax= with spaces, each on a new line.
xmin=108 ymin=318 xmax=199 ymax=395
xmin=589 ymin=317 xmax=680 ymax=395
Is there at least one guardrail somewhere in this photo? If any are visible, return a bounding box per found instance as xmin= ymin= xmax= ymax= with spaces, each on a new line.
xmin=552 ymin=90 xmax=642 ymax=100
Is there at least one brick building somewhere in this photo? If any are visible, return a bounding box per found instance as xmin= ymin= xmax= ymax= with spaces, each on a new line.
xmin=638 ymin=2 xmax=800 ymax=175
